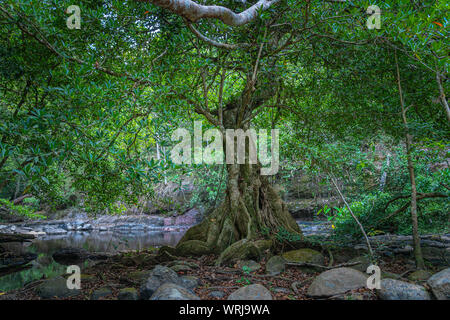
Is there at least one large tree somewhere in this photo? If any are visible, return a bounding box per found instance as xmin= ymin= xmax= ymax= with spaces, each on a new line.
xmin=0 ymin=0 xmax=447 ymax=266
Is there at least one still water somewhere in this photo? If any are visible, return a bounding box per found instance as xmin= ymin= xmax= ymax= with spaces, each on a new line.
xmin=0 ymin=230 xmax=186 ymax=292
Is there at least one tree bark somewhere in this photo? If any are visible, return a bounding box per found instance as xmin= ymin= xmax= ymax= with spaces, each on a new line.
xmin=138 ymin=0 xmax=280 ymax=26
xmin=175 ymin=105 xmax=301 ymax=264
xmin=395 ymin=52 xmax=425 ymax=270
xmin=436 ymin=71 xmax=450 ymax=122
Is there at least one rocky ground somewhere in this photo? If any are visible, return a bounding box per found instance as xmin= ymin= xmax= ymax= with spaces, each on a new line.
xmin=1 ymin=243 xmax=448 ymax=300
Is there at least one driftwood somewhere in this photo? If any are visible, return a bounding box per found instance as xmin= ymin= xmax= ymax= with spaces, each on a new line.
xmin=0 ymin=233 xmax=35 ymax=243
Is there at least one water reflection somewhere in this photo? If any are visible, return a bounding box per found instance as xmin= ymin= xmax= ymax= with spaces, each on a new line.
xmin=0 ymin=230 xmax=186 ymax=292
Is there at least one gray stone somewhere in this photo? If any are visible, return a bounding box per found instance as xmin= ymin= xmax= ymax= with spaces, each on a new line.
xmin=118 ymin=288 xmax=139 ymax=300
xmin=227 ymin=284 xmax=272 ymax=300
xmin=140 ymin=265 xmax=188 ymax=299
xmin=179 ymin=276 xmax=199 ymax=290
xmin=282 ymin=248 xmax=325 ymax=273
xmin=307 ymin=267 xmax=368 ymax=297
xmin=90 ymin=287 xmax=112 ymax=300
xmin=377 ymin=279 xmax=430 ymax=300
xmin=35 ymin=276 xmax=80 ymax=299
xmin=427 ymin=268 xmax=450 ymax=300
xmin=150 ymin=283 xmax=200 ymax=300
xmin=265 ymin=256 xmax=286 ymax=275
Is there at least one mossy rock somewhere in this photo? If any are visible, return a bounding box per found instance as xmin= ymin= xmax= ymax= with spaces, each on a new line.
xmin=282 ymin=248 xmax=325 ymax=273
xmin=216 ymin=239 xmax=262 ymax=266
xmin=128 ymin=270 xmax=152 ymax=282
xmin=254 ymin=239 xmax=273 ymax=252
xmin=158 ymin=246 xmax=178 ymax=256
xmin=408 ymin=270 xmax=433 ymax=282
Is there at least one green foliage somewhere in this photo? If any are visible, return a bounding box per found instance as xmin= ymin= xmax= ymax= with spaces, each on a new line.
xmin=0 ymin=198 xmax=46 ymax=219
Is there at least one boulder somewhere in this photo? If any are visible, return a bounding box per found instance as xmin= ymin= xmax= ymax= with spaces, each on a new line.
xmin=140 ymin=265 xmax=179 ymax=299
xmin=282 ymin=248 xmax=325 ymax=272
xmin=377 ymin=279 xmax=430 ymax=300
xmin=150 ymin=283 xmax=200 ymax=300
xmin=265 ymin=256 xmax=286 ymax=275
xmin=427 ymin=268 xmax=450 ymax=300
xmin=227 ymin=284 xmax=272 ymax=300
xmin=179 ymin=276 xmax=199 ymax=290
xmin=118 ymin=288 xmax=139 ymax=300
xmin=307 ymin=267 xmax=368 ymax=297
xmin=35 ymin=276 xmax=80 ymax=299
xmin=52 ymin=247 xmax=89 ymax=264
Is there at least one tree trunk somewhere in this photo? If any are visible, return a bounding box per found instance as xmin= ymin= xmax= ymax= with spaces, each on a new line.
xmin=395 ymin=52 xmax=425 ymax=270
xmin=175 ymin=105 xmax=302 ymax=265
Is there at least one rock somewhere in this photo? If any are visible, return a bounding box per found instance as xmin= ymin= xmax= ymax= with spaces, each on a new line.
xmin=91 ymin=287 xmax=112 ymax=300
xmin=408 ymin=270 xmax=432 ymax=282
xmin=35 ymin=276 xmax=80 ymax=299
xmin=128 ymin=270 xmax=152 ymax=282
xmin=381 ymin=271 xmax=402 ymax=280
xmin=265 ymin=256 xmax=286 ymax=275
xmin=227 ymin=284 xmax=272 ymax=300
xmin=307 ymin=267 xmax=368 ymax=297
xmin=377 ymin=279 xmax=430 ymax=300
xmin=118 ymin=288 xmax=139 ymax=300
xmin=139 ymin=265 xmax=180 ymax=299
xmin=237 ymin=260 xmax=261 ymax=273
xmin=348 ymin=256 xmax=372 ymax=272
xmin=52 ymin=247 xmax=110 ymax=265
xmin=282 ymin=248 xmax=325 ymax=272
xmin=174 ymin=208 xmax=203 ymax=226
xmin=176 ymin=240 xmax=211 ymax=257
xmin=208 ymin=291 xmax=225 ymax=299
xmin=0 ymin=252 xmax=37 ymax=270
xmin=52 ymin=247 xmax=89 ymax=264
xmin=179 ymin=276 xmax=199 ymax=290
xmin=427 ymin=268 xmax=450 ymax=300
xmin=170 ymin=264 xmax=192 ymax=272
xmin=150 ymin=283 xmax=200 ymax=300
xmin=43 ymin=226 xmax=67 ymax=235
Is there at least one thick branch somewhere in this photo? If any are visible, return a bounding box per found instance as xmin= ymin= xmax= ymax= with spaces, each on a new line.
xmin=139 ymin=0 xmax=280 ymax=26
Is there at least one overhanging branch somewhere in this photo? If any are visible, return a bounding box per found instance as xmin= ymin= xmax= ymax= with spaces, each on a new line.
xmin=138 ymin=0 xmax=280 ymax=26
